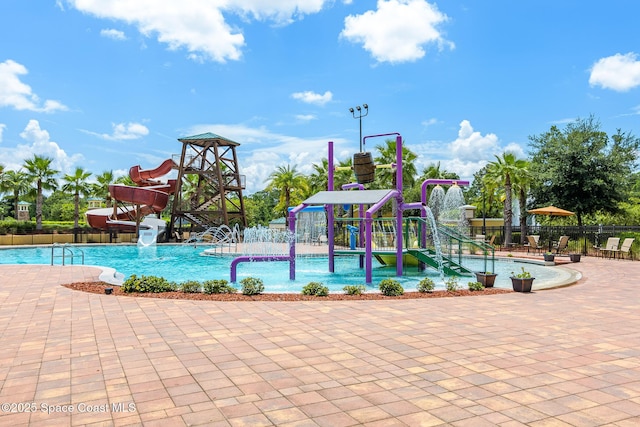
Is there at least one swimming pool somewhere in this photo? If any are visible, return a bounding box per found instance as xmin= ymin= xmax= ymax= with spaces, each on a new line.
xmin=0 ymin=244 xmax=573 ymax=292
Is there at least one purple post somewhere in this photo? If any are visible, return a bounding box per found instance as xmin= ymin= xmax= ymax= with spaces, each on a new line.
xmin=395 ymin=135 xmax=403 ymax=277
xmin=328 ymin=141 xmax=335 ymax=272
xmin=364 ymin=189 xmax=400 ymax=283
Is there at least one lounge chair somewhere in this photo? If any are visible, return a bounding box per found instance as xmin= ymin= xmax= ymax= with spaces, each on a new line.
xmin=617 ymin=238 xmax=634 ymax=260
xmin=526 ymin=235 xmax=543 ymax=254
xmin=553 ymin=235 xmax=570 ymax=254
xmin=599 ymin=237 xmax=620 ymax=259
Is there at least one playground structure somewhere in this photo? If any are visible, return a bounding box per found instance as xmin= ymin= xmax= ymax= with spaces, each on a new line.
xmin=86 ymin=132 xmax=248 ymax=243
xmin=230 ymin=132 xmax=495 ymax=284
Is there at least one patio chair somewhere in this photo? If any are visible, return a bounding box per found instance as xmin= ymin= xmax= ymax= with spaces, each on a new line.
xmin=486 ymin=235 xmax=496 ymax=247
xmin=599 ymin=237 xmax=620 ymax=259
xmin=553 ymin=235 xmax=570 ymax=254
xmin=526 ymin=235 xmax=543 ymax=254
xmin=617 ymin=238 xmax=634 ymax=260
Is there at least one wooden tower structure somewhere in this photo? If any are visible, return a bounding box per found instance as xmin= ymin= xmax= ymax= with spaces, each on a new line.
xmin=168 ymin=132 xmax=247 ymax=236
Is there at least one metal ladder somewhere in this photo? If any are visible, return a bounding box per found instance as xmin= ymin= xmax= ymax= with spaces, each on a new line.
xmin=51 ymin=243 xmax=85 ymax=266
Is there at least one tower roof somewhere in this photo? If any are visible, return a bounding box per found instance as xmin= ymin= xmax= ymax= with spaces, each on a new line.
xmin=177 ymin=132 xmax=240 ymax=147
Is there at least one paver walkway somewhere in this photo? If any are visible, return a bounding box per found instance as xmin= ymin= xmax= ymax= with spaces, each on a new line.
xmin=0 ymin=257 xmax=639 ymax=426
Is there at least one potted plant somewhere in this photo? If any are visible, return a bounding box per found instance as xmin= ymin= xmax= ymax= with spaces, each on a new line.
xmin=569 ymin=253 xmax=581 ymax=262
xmin=510 ymin=267 xmax=535 ymax=293
xmin=543 ymin=252 xmax=555 ymax=262
xmin=475 ymin=271 xmax=498 ymax=288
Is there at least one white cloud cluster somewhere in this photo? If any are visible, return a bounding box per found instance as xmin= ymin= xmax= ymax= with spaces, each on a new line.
xmin=0 ymin=60 xmax=68 ymax=113
xmin=66 ymin=0 xmax=330 ymax=63
xmin=82 ymin=122 xmax=149 ymax=141
xmin=100 ymin=28 xmax=126 ymax=40
xmin=291 ymin=90 xmax=333 ymax=105
xmin=340 ymin=0 xmax=454 ymax=63
xmin=0 ymin=123 xmax=5 ymax=142
xmin=589 ymin=52 xmax=640 ymax=92
xmin=0 ymin=120 xmax=83 ymax=173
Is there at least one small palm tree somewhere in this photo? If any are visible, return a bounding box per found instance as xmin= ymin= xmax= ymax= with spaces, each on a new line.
xmin=1 ymin=169 xmax=31 ymax=220
xmin=484 ymin=152 xmax=528 ymax=245
xmin=265 ymin=164 xmax=310 ymax=219
xmin=94 ymin=170 xmax=114 ymax=207
xmin=62 ymin=167 xmax=93 ymax=228
xmin=24 ymin=155 xmax=59 ymax=230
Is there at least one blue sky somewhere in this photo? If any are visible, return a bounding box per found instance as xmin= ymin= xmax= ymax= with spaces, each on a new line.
xmin=1 ymin=0 xmax=639 ymax=194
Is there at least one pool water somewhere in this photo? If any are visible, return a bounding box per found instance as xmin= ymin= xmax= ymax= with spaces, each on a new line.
xmin=0 ymin=244 xmax=569 ymax=292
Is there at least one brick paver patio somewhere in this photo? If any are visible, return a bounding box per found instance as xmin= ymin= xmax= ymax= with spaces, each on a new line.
xmin=0 ymin=257 xmax=639 ymax=426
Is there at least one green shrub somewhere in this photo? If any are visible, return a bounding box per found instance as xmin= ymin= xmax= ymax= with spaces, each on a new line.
xmin=378 ymin=278 xmax=404 ymax=296
xmin=301 ymin=281 xmax=329 ymax=296
xmin=343 ymin=284 xmax=366 ymax=295
xmin=203 ymin=279 xmax=237 ymax=294
xmin=240 ymin=277 xmax=264 ymax=295
xmin=121 ymin=275 xmax=177 ymax=293
xmin=180 ymin=280 xmax=202 ymax=293
xmin=444 ymin=277 xmax=460 ymax=292
xmin=417 ymin=277 xmax=435 ymax=293
xmin=468 ymin=281 xmax=484 ymax=291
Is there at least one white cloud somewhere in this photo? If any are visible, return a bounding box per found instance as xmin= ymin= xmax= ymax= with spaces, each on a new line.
xmin=100 ymin=28 xmax=126 ymax=40
xmin=589 ymin=52 xmax=640 ymax=92
xmin=295 ymin=114 xmax=316 ymax=122
xmin=0 ymin=120 xmax=84 ymax=174
xmin=0 ymin=123 xmax=5 ymax=142
xmin=291 ymin=90 xmax=333 ymax=105
xmin=450 ymin=120 xmax=500 ymax=162
xmin=0 ymin=60 xmax=68 ymax=113
xmin=421 ymin=118 xmax=438 ymax=127
xmin=82 ymin=122 xmax=149 ymax=140
xmin=340 ymin=0 xmax=454 ymax=63
xmin=66 ymin=0 xmax=332 ymax=63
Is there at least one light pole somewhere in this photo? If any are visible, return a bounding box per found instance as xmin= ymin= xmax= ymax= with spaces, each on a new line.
xmin=349 ymin=104 xmax=368 ymax=152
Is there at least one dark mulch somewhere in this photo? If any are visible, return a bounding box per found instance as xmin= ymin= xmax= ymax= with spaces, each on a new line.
xmin=63 ymin=282 xmax=512 ymax=301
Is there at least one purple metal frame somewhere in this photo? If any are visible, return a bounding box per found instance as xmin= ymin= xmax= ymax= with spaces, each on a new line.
xmin=229 ymin=133 xmax=473 ymax=284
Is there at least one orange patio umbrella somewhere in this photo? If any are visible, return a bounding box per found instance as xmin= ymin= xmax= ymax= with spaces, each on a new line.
xmin=527 ymin=205 xmax=574 ymax=251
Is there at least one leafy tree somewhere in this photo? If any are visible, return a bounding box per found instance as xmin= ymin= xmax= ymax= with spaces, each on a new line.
xmin=62 ymin=167 xmax=93 ymax=228
xmin=528 ymin=116 xmax=640 ymax=226
xmin=265 ymin=164 xmax=310 ymax=219
xmin=412 ymin=161 xmax=460 ymax=205
xmin=24 ymin=155 xmax=59 ymax=230
xmin=244 ymin=189 xmax=279 ymax=226
xmin=1 ymin=169 xmax=31 ymax=219
xmin=484 ymin=152 xmax=528 ymax=245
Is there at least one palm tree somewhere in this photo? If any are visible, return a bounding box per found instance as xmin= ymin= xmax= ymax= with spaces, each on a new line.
xmin=374 ymin=139 xmax=417 ymax=190
xmin=265 ymin=164 xmax=310 ymax=219
xmin=308 ymin=158 xmax=329 ymax=193
xmin=512 ymin=160 xmax=531 ymax=244
xmin=1 ymin=169 xmax=31 ymax=219
xmin=484 ymin=152 xmax=528 ymax=245
xmin=24 ymin=155 xmax=59 ymax=230
xmin=62 ymin=167 xmax=93 ymax=228
xmin=94 ymin=170 xmax=115 ymax=207
xmin=419 ymin=162 xmax=459 ymax=181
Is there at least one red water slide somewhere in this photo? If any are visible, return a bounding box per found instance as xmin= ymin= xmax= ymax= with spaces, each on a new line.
xmin=85 ymin=159 xmax=176 ymax=230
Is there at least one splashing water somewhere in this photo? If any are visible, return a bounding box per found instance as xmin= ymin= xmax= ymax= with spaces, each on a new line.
xmin=242 ymin=225 xmax=294 ymax=257
xmin=440 ymin=185 xmax=465 ymax=224
xmin=428 ymin=185 xmax=446 ymax=222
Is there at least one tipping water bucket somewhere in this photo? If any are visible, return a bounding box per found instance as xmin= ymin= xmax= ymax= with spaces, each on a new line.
xmin=353 ymin=152 xmax=375 ymax=184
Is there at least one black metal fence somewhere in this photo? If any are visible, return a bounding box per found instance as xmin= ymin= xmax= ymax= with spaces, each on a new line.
xmin=470 ymin=225 xmax=640 ymax=257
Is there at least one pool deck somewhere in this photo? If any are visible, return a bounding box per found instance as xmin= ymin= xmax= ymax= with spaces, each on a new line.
xmin=1 ymin=256 xmax=640 ymax=426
